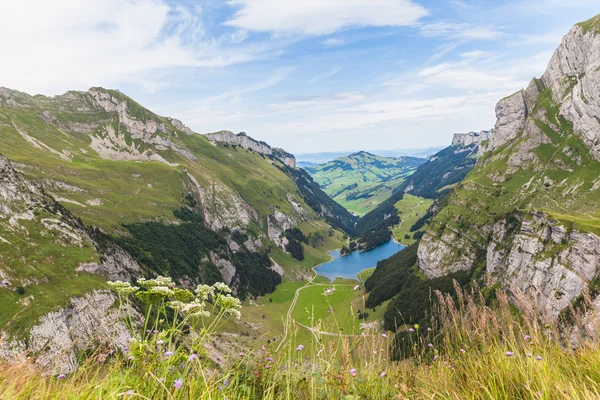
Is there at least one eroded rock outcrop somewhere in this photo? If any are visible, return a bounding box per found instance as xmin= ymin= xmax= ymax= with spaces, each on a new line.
xmin=486 ymin=213 xmax=600 ymax=315
xmin=451 ymin=130 xmax=490 ymax=148
xmin=206 ymin=131 xmax=296 ymax=168
xmin=1 ymin=291 xmax=138 ymax=374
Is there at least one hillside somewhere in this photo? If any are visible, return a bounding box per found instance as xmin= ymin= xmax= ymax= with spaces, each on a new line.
xmin=365 ymin=14 xmax=600 ymax=328
xmin=305 ymin=151 xmax=426 ymax=215
xmin=354 ymin=132 xmax=487 ymax=236
xmin=0 ymin=87 xmax=353 ymax=370
xmin=418 ymin=15 xmax=600 ymax=316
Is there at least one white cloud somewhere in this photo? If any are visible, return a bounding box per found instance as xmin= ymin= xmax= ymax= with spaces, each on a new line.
xmin=420 ymin=22 xmax=505 ymax=41
xmin=224 ymin=0 xmax=428 ymax=36
xmin=306 ymin=66 xmax=342 ymax=85
xmin=267 ymin=92 xmax=365 ymax=111
xmin=321 ymin=38 xmax=347 ymax=47
xmin=0 ymin=0 xmax=266 ymax=95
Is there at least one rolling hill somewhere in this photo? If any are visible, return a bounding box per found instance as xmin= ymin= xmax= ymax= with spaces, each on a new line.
xmin=305 ymin=151 xmax=426 ymax=215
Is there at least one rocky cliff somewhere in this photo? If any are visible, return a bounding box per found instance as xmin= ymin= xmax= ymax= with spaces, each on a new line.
xmin=451 ymin=130 xmax=490 ymax=147
xmin=417 ymin=15 xmax=600 ymax=315
xmin=206 ymin=131 xmax=296 ymax=168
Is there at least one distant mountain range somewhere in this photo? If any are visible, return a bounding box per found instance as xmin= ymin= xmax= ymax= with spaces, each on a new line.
xmin=296 ymin=146 xmax=445 ymax=165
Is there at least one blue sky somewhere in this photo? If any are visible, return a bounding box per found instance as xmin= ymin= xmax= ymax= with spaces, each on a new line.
xmin=1 ymin=0 xmax=598 ymax=153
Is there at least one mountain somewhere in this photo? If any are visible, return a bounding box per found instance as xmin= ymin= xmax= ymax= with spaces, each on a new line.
xmin=366 ymin=15 xmax=600 ymax=328
xmin=355 ymin=132 xmax=488 ymax=235
xmin=296 ymin=146 xmax=444 ymax=164
xmin=304 ymin=151 xmax=427 ymax=215
xmin=0 ymin=86 xmax=353 ymax=370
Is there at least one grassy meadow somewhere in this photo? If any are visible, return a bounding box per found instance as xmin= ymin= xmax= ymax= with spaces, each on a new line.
xmin=3 ymin=282 xmax=600 ymax=399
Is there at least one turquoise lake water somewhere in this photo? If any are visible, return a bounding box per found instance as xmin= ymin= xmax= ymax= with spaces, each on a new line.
xmin=315 ymin=240 xmax=405 ymax=281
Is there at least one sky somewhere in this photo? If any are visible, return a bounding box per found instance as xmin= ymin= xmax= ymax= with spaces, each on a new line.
xmin=1 ymin=1 xmax=598 ymax=153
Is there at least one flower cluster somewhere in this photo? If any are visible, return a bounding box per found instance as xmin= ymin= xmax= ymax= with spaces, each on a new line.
xmin=107 ymin=281 xmax=139 ymax=296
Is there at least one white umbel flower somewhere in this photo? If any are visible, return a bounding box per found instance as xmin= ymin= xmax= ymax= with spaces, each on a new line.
xmin=213 ymin=282 xmax=232 ymax=293
xmin=107 ymin=281 xmax=139 ymax=296
xmin=195 ymin=284 xmax=215 ymax=300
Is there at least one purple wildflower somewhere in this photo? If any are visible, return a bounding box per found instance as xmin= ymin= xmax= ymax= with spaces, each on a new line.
xmin=506 ymin=351 xmax=514 ymax=357
xmin=238 ymin=352 xmax=245 ymax=357
xmin=57 ymin=374 xmax=66 ymax=379
xmin=153 ymin=330 xmax=159 ymax=334
xmin=224 ymin=379 xmax=229 ymax=387
xmin=173 ymin=378 xmax=183 ymax=390
xmin=536 ymin=356 xmax=543 ymax=361
xmin=381 ymin=333 xmax=388 ymax=338
xmin=459 ymin=349 xmax=466 ymax=353
xmin=163 ymin=351 xmax=174 ymax=357
xmin=524 ymin=335 xmax=531 ymax=341
xmin=525 ymin=353 xmax=532 ymax=357
xmin=408 ymin=328 xmax=415 ymax=333
xmin=265 ymin=365 xmax=271 ymax=369
xmin=427 ymin=343 xmax=433 ymax=348
xmin=350 ymin=368 xmax=357 ymax=377
xmin=266 ymin=357 xmax=273 ymax=362
xmin=188 ymin=354 xmax=198 ymax=361
xmin=146 ymin=329 xmax=151 ymax=333
xmin=128 ymin=355 xmax=135 ymax=361
xmin=433 ymin=355 xmax=438 ymax=361
xmin=296 ymin=345 xmax=304 ymax=351
xmin=427 ymin=327 xmax=432 ymax=332
xmin=380 ymin=371 xmax=387 ymax=378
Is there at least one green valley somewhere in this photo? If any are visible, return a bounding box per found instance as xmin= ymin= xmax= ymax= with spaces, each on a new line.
xmin=305 ymin=151 xmax=426 ymax=215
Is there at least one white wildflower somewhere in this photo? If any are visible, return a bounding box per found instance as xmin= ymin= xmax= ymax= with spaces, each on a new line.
xmin=225 ymin=308 xmax=242 ymax=320
xmin=107 ymin=281 xmax=139 ymax=296
xmin=138 ymin=276 xmax=175 ymax=289
xmin=168 ymin=301 xmax=186 ymax=311
xmin=213 ymin=282 xmax=232 ymax=293
xmin=181 ymin=299 xmax=210 ymax=317
xmin=216 ymin=294 xmax=242 ymax=313
xmin=195 ymin=284 xmax=215 ymax=300
xmin=147 ymin=286 xmax=174 ymax=297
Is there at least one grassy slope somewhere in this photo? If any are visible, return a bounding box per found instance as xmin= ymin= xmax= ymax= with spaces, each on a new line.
xmin=0 ymin=90 xmax=346 ymax=335
xmin=392 ymin=194 xmax=433 ymax=245
xmin=306 ymin=152 xmax=425 ymax=215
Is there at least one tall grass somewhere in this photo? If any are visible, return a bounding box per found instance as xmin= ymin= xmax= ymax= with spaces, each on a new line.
xmin=2 ymin=278 xmax=600 ymax=399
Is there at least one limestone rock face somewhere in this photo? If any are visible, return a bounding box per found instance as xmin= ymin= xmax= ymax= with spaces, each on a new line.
xmin=206 ymin=131 xmax=297 ymax=168
xmin=27 ymin=291 xmax=137 ymax=373
xmin=487 ymin=213 xmax=600 ymax=315
xmin=451 ymin=131 xmax=490 ymax=147
xmin=206 ymin=131 xmax=273 ymax=154
xmin=544 ymin=25 xmax=600 ymax=161
xmin=417 ymin=228 xmax=479 ymax=279
xmin=489 ymin=91 xmax=528 ymax=151
xmin=184 ymin=169 xmax=258 ymax=231
xmin=88 ymin=88 xmax=167 ymax=141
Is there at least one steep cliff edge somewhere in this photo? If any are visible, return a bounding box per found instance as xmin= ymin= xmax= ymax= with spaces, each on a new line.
xmin=205 ymin=131 xmax=296 ymax=168
xmin=417 ymin=15 xmax=600 ymax=315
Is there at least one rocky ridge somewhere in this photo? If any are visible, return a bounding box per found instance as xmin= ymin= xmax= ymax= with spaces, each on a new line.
xmin=205 ymin=131 xmax=296 ymax=168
